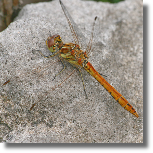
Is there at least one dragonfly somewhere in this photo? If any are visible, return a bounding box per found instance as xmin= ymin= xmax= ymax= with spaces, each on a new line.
xmin=39 ymin=0 xmax=139 ymax=118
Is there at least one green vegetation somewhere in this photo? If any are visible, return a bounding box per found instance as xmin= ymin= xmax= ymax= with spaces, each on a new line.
xmin=94 ymin=0 xmax=124 ymax=3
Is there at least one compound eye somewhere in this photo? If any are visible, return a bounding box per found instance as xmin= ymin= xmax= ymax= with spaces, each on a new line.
xmin=46 ymin=37 xmax=54 ymax=48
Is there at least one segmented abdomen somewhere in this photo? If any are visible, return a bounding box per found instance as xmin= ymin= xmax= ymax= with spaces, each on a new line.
xmin=84 ymin=62 xmax=139 ymax=118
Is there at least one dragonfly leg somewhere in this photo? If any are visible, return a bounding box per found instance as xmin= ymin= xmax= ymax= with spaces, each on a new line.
xmin=32 ymin=49 xmax=58 ymax=58
xmin=52 ymin=57 xmax=66 ymax=81
xmin=38 ymin=50 xmax=58 ymax=58
xmin=76 ymin=67 xmax=88 ymax=99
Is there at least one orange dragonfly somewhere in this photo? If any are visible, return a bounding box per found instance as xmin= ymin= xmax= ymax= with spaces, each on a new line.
xmin=40 ymin=0 xmax=139 ymax=118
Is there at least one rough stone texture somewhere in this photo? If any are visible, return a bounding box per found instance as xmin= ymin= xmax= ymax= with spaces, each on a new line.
xmin=0 ymin=0 xmax=143 ymax=143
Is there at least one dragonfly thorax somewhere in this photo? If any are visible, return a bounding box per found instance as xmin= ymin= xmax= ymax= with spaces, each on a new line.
xmin=60 ymin=42 xmax=89 ymax=67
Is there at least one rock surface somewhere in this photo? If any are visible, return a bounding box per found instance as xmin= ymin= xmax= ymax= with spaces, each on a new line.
xmin=0 ymin=0 xmax=143 ymax=143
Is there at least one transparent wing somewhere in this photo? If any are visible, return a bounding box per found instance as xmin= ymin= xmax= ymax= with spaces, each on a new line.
xmin=86 ymin=16 xmax=97 ymax=55
xmin=59 ymin=0 xmax=87 ymax=50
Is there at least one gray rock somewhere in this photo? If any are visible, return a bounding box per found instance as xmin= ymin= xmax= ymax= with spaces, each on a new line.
xmin=0 ymin=0 xmax=143 ymax=143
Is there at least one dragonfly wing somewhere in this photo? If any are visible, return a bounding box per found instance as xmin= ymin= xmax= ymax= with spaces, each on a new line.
xmin=59 ymin=0 xmax=87 ymax=51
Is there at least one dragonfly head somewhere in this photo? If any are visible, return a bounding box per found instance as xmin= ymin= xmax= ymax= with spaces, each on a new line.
xmin=46 ymin=34 xmax=63 ymax=52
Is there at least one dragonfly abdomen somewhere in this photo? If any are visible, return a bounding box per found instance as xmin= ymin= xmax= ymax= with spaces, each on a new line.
xmin=84 ymin=62 xmax=139 ymax=118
